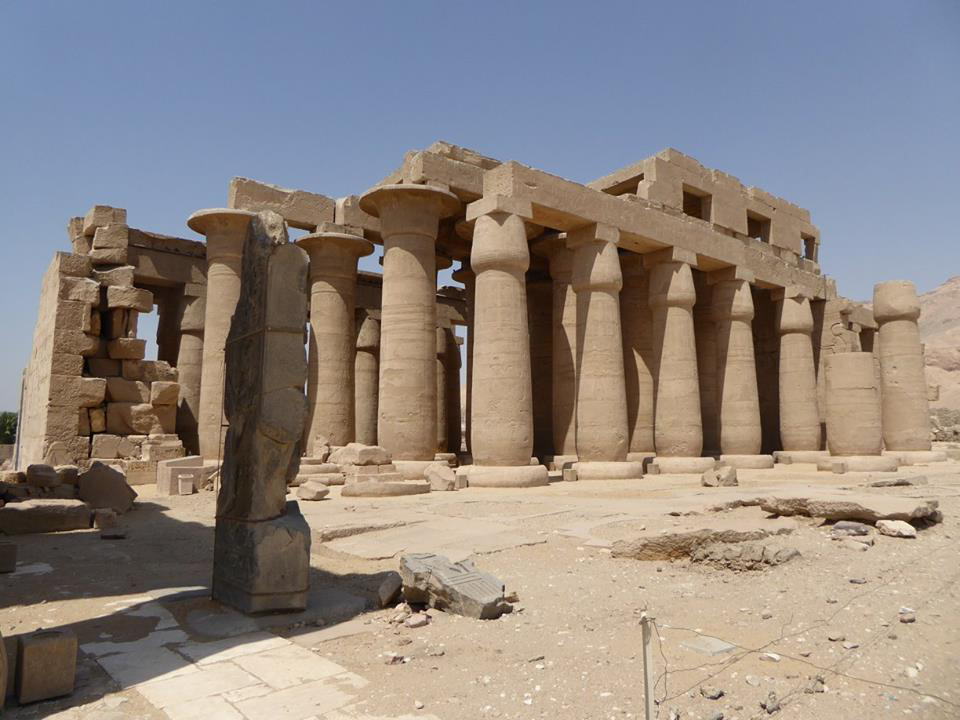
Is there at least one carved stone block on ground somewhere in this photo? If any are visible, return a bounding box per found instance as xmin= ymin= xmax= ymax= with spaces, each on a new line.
xmin=329 ymin=443 xmax=392 ymax=467
xmin=78 ymin=461 xmax=137 ymax=513
xmin=16 ymin=629 xmax=78 ymax=704
xmin=760 ymin=493 xmax=940 ymax=523
xmin=297 ymin=480 xmax=330 ymax=501
xmin=425 ymin=462 xmax=457 ymax=491
xmin=0 ymin=499 xmax=91 ymax=535
xmin=399 ymin=553 xmax=506 ymax=620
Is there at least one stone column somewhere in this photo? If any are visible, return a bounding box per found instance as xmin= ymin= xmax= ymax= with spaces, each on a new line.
xmin=359 ymin=184 xmax=459 ymax=468
xmin=213 ymin=210 xmax=310 ymax=614
xmin=646 ymin=248 xmax=712 ymax=473
xmin=693 ymin=276 xmax=721 ymax=457
xmin=297 ymin=228 xmax=373 ymax=455
xmin=464 ymin=195 xmax=547 ymax=487
xmin=526 ymin=271 xmax=554 ymax=461
xmin=155 ymin=286 xmax=183 ymax=365
xmin=567 ymin=224 xmax=641 ymax=480
xmin=435 ymin=321 xmax=450 ymax=454
xmin=175 ymin=283 xmax=205 ymax=455
xmin=874 ymin=281 xmax=943 ymax=463
xmin=619 ymin=253 xmax=655 ymax=461
xmin=451 ymin=265 xmax=474 ymax=456
xmin=710 ymin=268 xmax=773 ymax=469
xmin=820 ymin=351 xmax=897 ymax=472
xmin=446 ymin=334 xmax=463 ymax=453
xmin=531 ymin=234 xmax=578 ymax=469
xmin=187 ymin=208 xmax=255 ymax=461
xmin=354 ymin=309 xmax=380 ymax=446
xmin=773 ymin=290 xmax=822 ymax=462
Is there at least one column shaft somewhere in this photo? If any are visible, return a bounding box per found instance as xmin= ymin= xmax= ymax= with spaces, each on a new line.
xmin=176 ymin=284 xmax=205 ymax=456
xmin=693 ymin=279 xmax=721 ymax=456
xmin=527 ymin=273 xmax=554 ymax=459
xmin=776 ymin=295 xmax=820 ymax=450
xmin=452 ymin=267 xmax=475 ymax=454
xmin=620 ymin=253 xmax=655 ymax=454
xmin=354 ymin=309 xmax=380 ymax=446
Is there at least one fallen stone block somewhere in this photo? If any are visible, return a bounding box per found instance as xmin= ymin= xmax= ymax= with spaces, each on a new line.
xmin=25 ymin=464 xmax=59 ymax=489
xmin=55 ymin=465 xmax=80 ymax=486
xmin=329 ymin=442 xmax=392 ymax=466
xmin=760 ymin=493 xmax=941 ymax=524
xmin=378 ymin=571 xmax=403 ymax=607
xmin=3 ymin=632 xmax=16 ymax=700
xmin=876 ymin=519 xmax=918 ymax=538
xmin=610 ymin=517 xmax=797 ymax=561
xmin=868 ymin=476 xmax=928 ymax=487
xmin=93 ymin=508 xmax=117 ymax=530
xmin=0 ymin=541 xmax=16 ymax=573
xmin=691 ymin=540 xmax=801 ymax=571
xmin=0 ymin=499 xmax=91 ymax=535
xmin=17 ymin=629 xmax=77 ymax=704
xmin=293 ymin=471 xmax=343 ymax=487
xmin=400 ymin=553 xmax=506 ymax=619
xmin=831 ymin=520 xmax=872 ymax=536
xmin=296 ymin=481 xmax=330 ymax=501
xmin=424 ymin=462 xmax=457 ymax=491
xmin=701 ymin=466 xmax=738 ymax=487
xmin=341 ymin=480 xmax=430 ymax=497
xmin=298 ymin=463 xmax=341 ymax=475
xmin=78 ymin=461 xmax=137 ymax=513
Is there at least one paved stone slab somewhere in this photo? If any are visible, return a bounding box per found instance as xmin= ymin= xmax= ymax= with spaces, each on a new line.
xmin=232 ymin=676 xmax=354 ymax=719
xmin=96 ymin=645 xmax=196 ymax=688
xmin=178 ymin=631 xmax=288 ymax=666
xmin=232 ymin=642 xmax=345 ymax=690
xmin=400 ymin=552 xmax=506 ymax=619
xmin=136 ymin=661 xmax=260 ymax=708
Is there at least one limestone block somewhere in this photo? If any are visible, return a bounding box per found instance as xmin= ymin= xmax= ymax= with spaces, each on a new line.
xmin=16 ymin=630 xmax=77 ymax=704
xmin=87 ymin=358 xmax=121 ymax=377
xmin=82 ymin=205 xmax=126 ymax=236
xmin=78 ymin=461 xmax=136 ymax=513
xmin=55 ymin=465 xmax=79 ymax=485
xmin=296 ymin=481 xmax=330 ymax=501
xmin=43 ymin=405 xmax=81 ymax=442
xmin=150 ymin=381 xmax=179 ymax=406
xmin=759 ymin=493 xmax=939 ymax=523
xmin=0 ymin=541 xmax=16 ymax=572
xmin=137 ymin=360 xmax=178 ymax=383
xmin=53 ymin=328 xmax=99 ymax=357
xmin=105 ymin=377 xmax=150 ymax=403
xmin=106 ymin=402 xmax=164 ymax=435
xmin=424 ymin=462 xmax=456 ymax=491
xmin=58 ymin=276 xmax=100 ymax=304
xmin=228 ymin=177 xmax=335 ymax=230
xmin=156 ymin=456 xmax=202 ymax=495
xmin=155 ymin=404 xmax=176 ymax=433
xmin=3 ymin=633 xmax=16 ymax=699
xmin=78 ymin=377 xmax=107 ymax=407
xmin=400 ymin=553 xmax=506 ymax=619
xmin=329 ymin=442 xmax=391 ymax=466
xmin=89 ymin=407 xmax=106 ymax=433
xmin=68 ymin=215 xmax=90 ymax=254
xmin=92 ymin=265 xmax=135 ymax=286
xmin=51 ymin=353 xmax=84 ymax=376
xmin=876 ymin=519 xmax=917 ymax=538
xmin=93 ymin=508 xmax=118 ymax=530
xmin=124 ymin=459 xmax=157 ymax=486
xmin=106 ymin=285 xmax=153 ymax=312
xmin=92 ymin=223 xmax=129 ymax=250
xmin=78 ymin=408 xmax=91 ymax=435
xmin=0 ymin=499 xmax=91 ymax=534
xmin=91 ymin=434 xmax=121 ymax=459
xmin=105 ymin=309 xmax=129 ymax=339
xmin=43 ymin=442 xmax=74 ymax=467
xmin=107 ymin=338 xmax=146 ymax=360
xmin=89 ymin=247 xmax=128 ymax=265
xmin=26 ymin=464 xmax=59 ymax=488
xmin=142 ymin=442 xmax=184 ymax=463
xmin=178 ymin=477 xmax=195 ymax=495
xmin=49 ymin=251 xmax=92 ymax=279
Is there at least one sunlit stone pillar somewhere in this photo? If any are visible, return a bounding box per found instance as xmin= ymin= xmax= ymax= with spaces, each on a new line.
xmin=527 ymin=270 xmax=554 ymax=461
xmin=874 ymin=281 xmax=945 ymax=464
xmin=465 ymin=195 xmax=547 ymax=487
xmin=187 ymin=208 xmax=255 ymax=461
xmin=451 ymin=265 xmax=474 ymax=455
xmin=175 ymin=283 xmax=205 ymax=455
xmin=359 ymin=184 xmax=459 ymax=465
xmin=646 ymin=248 xmax=712 ymax=474
xmin=354 ymin=309 xmax=380 ymax=446
xmin=531 ymin=234 xmax=577 ymax=469
xmin=297 ymin=227 xmax=373 ymax=454
xmin=568 ymin=224 xmax=642 ymax=480
xmin=710 ymin=268 xmax=773 ymax=469
xmin=619 ymin=252 xmax=655 ymax=462
xmin=772 ymin=289 xmax=823 ymax=463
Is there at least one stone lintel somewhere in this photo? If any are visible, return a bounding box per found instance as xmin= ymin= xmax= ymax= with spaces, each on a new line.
xmin=465 ymin=195 xmax=533 ymax=223
xmin=566 ymin=222 xmax=619 ymax=249
xmin=642 ymin=246 xmax=698 ymax=269
xmin=706 ymin=266 xmax=755 ymax=285
xmin=228 ymin=177 xmax=335 ymax=231
xmin=770 ymin=285 xmax=810 ymax=302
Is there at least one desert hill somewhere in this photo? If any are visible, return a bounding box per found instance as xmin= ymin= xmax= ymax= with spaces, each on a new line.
xmin=920 ymin=276 xmax=960 ymax=411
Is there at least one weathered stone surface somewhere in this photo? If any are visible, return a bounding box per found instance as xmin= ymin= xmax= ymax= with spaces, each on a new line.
xmin=92 ymin=223 xmax=129 ymax=250
xmin=16 ymin=629 xmax=78 ymax=704
xmin=0 ymin=499 xmax=91 ymax=535
xmin=611 ymin=518 xmax=797 ymax=561
xmin=105 ymin=402 xmax=168 ymax=435
xmin=0 ymin=541 xmax=16 ymax=573
xmin=229 ymin=176 xmax=335 ymax=230
xmin=107 ymin=338 xmax=146 ymax=360
xmin=78 ymin=461 xmax=137 ymax=513
xmin=424 ymin=462 xmax=457 ymax=491
xmin=106 ymin=285 xmax=153 ymax=312
xmin=150 ymin=381 xmax=180 ymax=406
xmin=83 ymin=205 xmax=126 ymax=236
xmin=329 ymin=443 xmax=391 ymax=466
xmin=105 ymin=377 xmax=150 ymax=403
xmin=213 ymin=211 xmax=311 ymax=614
xmin=296 ymin=481 xmax=330 ymax=501
xmin=295 ymin=472 xmax=344 ymax=487
xmin=701 ymin=466 xmax=738 ymax=487
xmin=26 ymin=464 xmax=59 ymax=488
xmin=868 ymin=475 xmax=928 ymax=487
xmin=55 ymin=465 xmax=79 ymax=485
xmin=760 ymin=493 xmax=940 ymax=523
xmin=876 ymin=519 xmax=918 ymax=538
xmin=691 ymin=540 xmax=801 ymax=570
xmin=378 ymin=571 xmax=403 ymax=607
xmin=400 ymin=553 xmax=506 ymax=619
xmin=831 ymin=520 xmax=872 ymax=536
xmin=341 ymin=480 xmax=430 ymax=497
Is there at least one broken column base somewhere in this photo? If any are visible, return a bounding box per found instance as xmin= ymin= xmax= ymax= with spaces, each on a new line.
xmin=572 ymin=461 xmax=644 ymax=481
xmin=462 ymin=464 xmax=549 ymax=488
xmin=773 ymin=450 xmax=830 ymax=465
xmin=719 ymin=454 xmax=775 ymax=470
xmin=547 ymin=454 xmax=578 ymax=472
xmin=393 ymin=459 xmax=439 ymax=480
xmin=816 ymin=455 xmax=899 ymax=474
xmin=626 ymin=451 xmax=656 ymax=466
xmin=648 ymin=456 xmax=717 ymax=474
xmin=212 ymin=501 xmax=310 ymax=614
xmin=883 ymin=449 xmax=948 ymax=465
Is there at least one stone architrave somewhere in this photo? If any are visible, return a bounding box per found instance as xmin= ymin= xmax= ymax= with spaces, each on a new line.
xmin=646 ymin=249 xmax=713 ymax=473
xmin=619 ymin=253 xmax=655 ymax=460
xmin=451 ymin=265 xmax=475 ymax=454
xmin=354 ymin=309 xmax=381 ymax=446
xmin=710 ymin=268 xmax=773 ymax=469
xmin=874 ymin=281 xmax=940 ymax=461
xmin=774 ymin=290 xmax=821 ymax=455
xmin=212 ymin=211 xmax=311 ymax=614
xmin=297 ymin=227 xmax=373 ymax=454
xmin=465 ymin=195 xmax=547 ymax=487
xmin=359 ymin=184 xmax=459 ymax=461
xmin=187 ymin=208 xmax=256 ymax=461
xmin=531 ymin=234 xmax=578 ymax=468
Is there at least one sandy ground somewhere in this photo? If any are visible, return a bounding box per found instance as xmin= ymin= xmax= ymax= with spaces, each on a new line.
xmin=1 ymin=458 xmax=958 ymax=720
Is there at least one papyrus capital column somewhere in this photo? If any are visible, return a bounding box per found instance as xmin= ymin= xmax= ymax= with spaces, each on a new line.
xmin=359 ymin=184 xmax=459 ymax=461
xmin=465 ymin=195 xmax=547 ymax=487
xmin=646 ymin=248 xmax=712 ymax=473
xmin=354 ymin=309 xmax=380 ymax=446
xmin=874 ymin=281 xmax=940 ymax=461
xmin=187 ymin=208 xmax=256 ymax=461
xmin=773 ymin=288 xmax=821 ymax=456
xmin=620 ymin=253 xmax=655 ymax=459
xmin=297 ymin=228 xmax=373 ymax=455
xmin=709 ymin=267 xmax=771 ymax=468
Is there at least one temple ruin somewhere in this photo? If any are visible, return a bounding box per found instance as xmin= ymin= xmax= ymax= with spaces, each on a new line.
xmin=14 ymin=142 xmax=943 ymax=485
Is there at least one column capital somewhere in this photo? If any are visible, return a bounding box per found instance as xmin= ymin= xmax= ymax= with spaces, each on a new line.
xmin=711 ymin=274 xmax=755 ymax=322
xmin=359 ymin=184 xmax=459 ymax=239
xmin=465 ymin=194 xmax=533 ymax=223
xmin=188 ymin=208 xmax=256 ymax=260
xmin=707 ymin=266 xmax=755 ymax=285
xmin=566 ymin=222 xmax=619 ymax=250
xmin=642 ymin=246 xmax=697 ymax=269
xmin=775 ymin=294 xmax=814 ymax=335
xmin=873 ymin=280 xmax=920 ymax=323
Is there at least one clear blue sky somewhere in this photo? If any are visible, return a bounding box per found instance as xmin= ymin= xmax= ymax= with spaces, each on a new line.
xmin=1 ymin=1 xmax=958 ymax=411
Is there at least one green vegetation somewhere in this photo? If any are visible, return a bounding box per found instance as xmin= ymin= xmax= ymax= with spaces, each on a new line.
xmin=0 ymin=412 xmax=17 ymax=444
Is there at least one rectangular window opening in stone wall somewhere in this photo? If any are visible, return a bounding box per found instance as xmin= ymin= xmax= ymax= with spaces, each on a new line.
xmin=747 ymin=210 xmax=772 ymax=244
xmin=802 ymin=232 xmax=818 ymax=261
xmin=682 ymin=185 xmax=712 ymax=221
